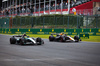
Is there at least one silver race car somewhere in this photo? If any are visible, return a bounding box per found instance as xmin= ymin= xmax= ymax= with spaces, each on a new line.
xmin=10 ymin=34 xmax=44 ymax=45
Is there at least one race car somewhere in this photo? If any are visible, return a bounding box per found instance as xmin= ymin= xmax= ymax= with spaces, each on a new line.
xmin=49 ymin=33 xmax=81 ymax=42
xmin=10 ymin=34 xmax=44 ymax=45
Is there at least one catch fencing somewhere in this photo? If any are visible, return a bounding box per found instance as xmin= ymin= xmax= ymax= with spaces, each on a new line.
xmin=0 ymin=15 xmax=99 ymax=29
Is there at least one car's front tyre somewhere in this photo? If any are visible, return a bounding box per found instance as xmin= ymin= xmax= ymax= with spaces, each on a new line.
xmin=74 ymin=36 xmax=79 ymax=42
xmin=36 ymin=37 xmax=43 ymax=45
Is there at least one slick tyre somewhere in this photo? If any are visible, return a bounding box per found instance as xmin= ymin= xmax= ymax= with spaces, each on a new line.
xmin=49 ymin=36 xmax=54 ymax=41
xmin=36 ymin=37 xmax=42 ymax=45
xmin=36 ymin=37 xmax=41 ymax=42
xmin=74 ymin=36 xmax=79 ymax=42
xmin=10 ymin=37 xmax=16 ymax=44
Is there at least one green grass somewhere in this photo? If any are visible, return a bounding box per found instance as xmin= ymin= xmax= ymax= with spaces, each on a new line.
xmin=81 ymin=36 xmax=100 ymax=42
xmin=0 ymin=33 xmax=100 ymax=42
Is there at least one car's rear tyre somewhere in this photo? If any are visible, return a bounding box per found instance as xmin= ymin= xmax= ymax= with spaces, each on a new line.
xmin=74 ymin=36 xmax=79 ymax=42
xmin=10 ymin=37 xmax=16 ymax=44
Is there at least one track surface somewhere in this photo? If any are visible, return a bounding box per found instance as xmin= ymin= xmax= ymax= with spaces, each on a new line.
xmin=0 ymin=34 xmax=100 ymax=66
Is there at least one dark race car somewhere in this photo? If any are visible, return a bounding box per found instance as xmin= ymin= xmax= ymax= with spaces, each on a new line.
xmin=10 ymin=34 xmax=44 ymax=45
xmin=49 ymin=33 xmax=81 ymax=42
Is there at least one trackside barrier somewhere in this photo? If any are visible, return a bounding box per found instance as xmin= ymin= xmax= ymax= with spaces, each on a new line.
xmin=0 ymin=28 xmax=100 ymax=36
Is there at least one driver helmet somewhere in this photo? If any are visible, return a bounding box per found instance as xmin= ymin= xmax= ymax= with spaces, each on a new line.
xmin=23 ymin=33 xmax=26 ymax=36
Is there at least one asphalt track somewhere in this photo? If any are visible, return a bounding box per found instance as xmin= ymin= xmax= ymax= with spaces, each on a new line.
xmin=0 ymin=34 xmax=100 ymax=66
